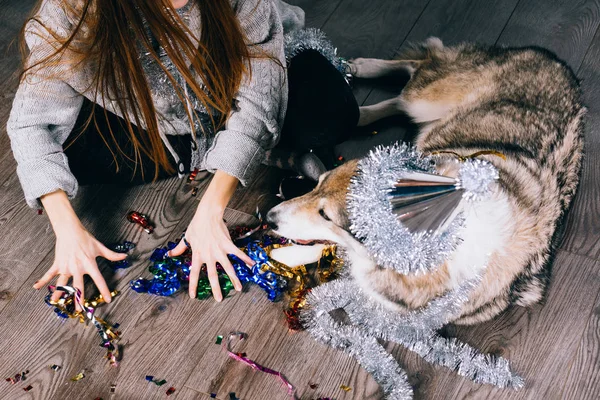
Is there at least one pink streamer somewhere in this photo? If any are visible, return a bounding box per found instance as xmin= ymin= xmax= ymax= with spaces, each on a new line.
xmin=223 ymin=332 xmax=295 ymax=399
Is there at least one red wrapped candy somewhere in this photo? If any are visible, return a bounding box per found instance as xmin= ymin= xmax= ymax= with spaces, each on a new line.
xmin=127 ymin=211 xmax=154 ymax=234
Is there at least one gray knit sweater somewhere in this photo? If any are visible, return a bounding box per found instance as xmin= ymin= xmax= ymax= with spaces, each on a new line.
xmin=7 ymin=0 xmax=291 ymax=208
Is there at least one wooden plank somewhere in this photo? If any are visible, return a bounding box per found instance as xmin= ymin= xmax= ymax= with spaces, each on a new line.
xmin=420 ymin=251 xmax=600 ymax=399
xmin=286 ymin=0 xmax=345 ymax=29
xmin=0 ymin=175 xmax=211 ymax=399
xmin=561 ymin=25 xmax=600 ymax=259
xmin=321 ymin=0 xmax=432 ymax=106
xmin=560 ymin=286 xmax=600 ymax=399
xmin=497 ymin=0 xmax=600 ymax=69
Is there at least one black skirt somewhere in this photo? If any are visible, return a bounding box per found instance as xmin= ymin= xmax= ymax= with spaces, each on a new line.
xmin=65 ymin=49 xmax=359 ymax=185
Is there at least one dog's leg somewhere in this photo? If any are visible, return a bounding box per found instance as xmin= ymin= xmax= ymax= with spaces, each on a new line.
xmin=349 ymin=59 xmax=420 ymax=79
xmin=358 ymin=97 xmax=405 ymax=126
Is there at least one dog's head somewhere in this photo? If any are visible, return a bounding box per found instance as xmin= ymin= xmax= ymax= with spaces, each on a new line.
xmin=266 ymin=160 xmax=359 ymax=247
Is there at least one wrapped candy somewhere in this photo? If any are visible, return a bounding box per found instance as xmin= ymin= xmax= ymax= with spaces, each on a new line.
xmin=127 ymin=211 xmax=154 ymax=234
xmin=110 ymin=241 xmax=136 ymax=269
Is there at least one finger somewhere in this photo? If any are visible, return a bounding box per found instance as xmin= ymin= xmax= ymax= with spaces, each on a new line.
xmin=169 ymin=240 xmax=189 ymax=257
xmin=188 ymin=253 xmax=202 ymax=299
xmin=219 ymin=256 xmax=242 ymax=292
xmin=99 ymin=245 xmax=128 ymax=262
xmin=206 ymin=259 xmax=223 ymax=302
xmin=51 ymin=274 xmax=70 ymax=302
xmin=72 ymin=274 xmax=85 ymax=312
xmin=230 ymin=246 xmax=255 ymax=267
xmin=86 ymin=265 xmax=112 ymax=303
xmin=34 ymin=265 xmax=58 ymax=290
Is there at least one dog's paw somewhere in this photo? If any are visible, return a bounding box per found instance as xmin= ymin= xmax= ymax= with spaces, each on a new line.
xmin=348 ymin=58 xmax=389 ymax=78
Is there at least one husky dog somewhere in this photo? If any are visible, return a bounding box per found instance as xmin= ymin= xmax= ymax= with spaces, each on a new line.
xmin=266 ymin=38 xmax=584 ymax=325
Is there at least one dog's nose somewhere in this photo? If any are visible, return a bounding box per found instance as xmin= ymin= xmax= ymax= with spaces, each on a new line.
xmin=265 ymin=209 xmax=279 ymax=230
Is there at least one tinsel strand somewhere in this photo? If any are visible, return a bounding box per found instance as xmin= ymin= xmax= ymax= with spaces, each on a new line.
xmin=347 ymin=143 xmax=463 ymax=274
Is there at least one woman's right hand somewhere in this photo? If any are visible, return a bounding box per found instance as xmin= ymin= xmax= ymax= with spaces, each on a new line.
xmin=33 ymin=190 xmax=126 ymax=311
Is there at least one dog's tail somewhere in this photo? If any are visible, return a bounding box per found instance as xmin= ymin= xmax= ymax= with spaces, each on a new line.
xmin=395 ymin=37 xmax=444 ymax=61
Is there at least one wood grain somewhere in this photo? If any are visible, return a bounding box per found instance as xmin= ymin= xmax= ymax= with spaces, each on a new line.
xmin=321 ymin=0 xmax=431 ymax=107
xmin=423 ymin=251 xmax=600 ymax=400
xmin=2 ymin=0 xmax=600 ymax=399
xmin=561 ymin=24 xmax=600 ymax=260
xmin=286 ymin=0 xmax=345 ymax=29
xmin=497 ymin=0 xmax=600 ymax=69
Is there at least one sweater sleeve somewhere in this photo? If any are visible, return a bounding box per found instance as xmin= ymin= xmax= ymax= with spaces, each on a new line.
xmin=6 ymin=0 xmax=83 ymax=209
xmin=203 ymin=0 xmax=288 ymax=186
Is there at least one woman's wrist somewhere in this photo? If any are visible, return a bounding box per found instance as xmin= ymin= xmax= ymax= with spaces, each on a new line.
xmin=40 ymin=190 xmax=84 ymax=235
xmin=196 ymin=170 xmax=239 ymax=216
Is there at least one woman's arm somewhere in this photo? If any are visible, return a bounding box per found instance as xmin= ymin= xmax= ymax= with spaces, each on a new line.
xmin=8 ymin=0 xmax=83 ymax=208
xmin=203 ymin=0 xmax=287 ymax=185
xmin=12 ymin=2 xmax=124 ymax=304
xmin=169 ymin=170 xmax=255 ymax=300
xmin=173 ymin=0 xmax=287 ymax=301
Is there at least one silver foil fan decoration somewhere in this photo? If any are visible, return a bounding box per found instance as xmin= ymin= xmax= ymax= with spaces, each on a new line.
xmin=348 ymin=143 xmax=499 ymax=275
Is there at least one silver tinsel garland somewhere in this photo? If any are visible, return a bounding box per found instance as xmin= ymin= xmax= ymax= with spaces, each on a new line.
xmin=301 ymin=277 xmax=523 ymax=399
xmin=284 ymin=28 xmax=351 ymax=79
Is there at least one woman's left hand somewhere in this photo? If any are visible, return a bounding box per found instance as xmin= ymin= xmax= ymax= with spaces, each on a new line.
xmin=169 ymin=171 xmax=255 ymax=301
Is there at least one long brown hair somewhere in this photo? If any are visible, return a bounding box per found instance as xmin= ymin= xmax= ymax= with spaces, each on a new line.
xmin=21 ymin=0 xmax=251 ymax=178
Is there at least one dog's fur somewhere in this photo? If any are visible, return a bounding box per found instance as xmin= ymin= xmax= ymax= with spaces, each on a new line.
xmin=267 ymin=38 xmax=584 ymax=325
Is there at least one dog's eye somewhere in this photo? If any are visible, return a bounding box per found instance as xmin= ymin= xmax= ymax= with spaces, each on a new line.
xmin=319 ymin=209 xmax=331 ymax=221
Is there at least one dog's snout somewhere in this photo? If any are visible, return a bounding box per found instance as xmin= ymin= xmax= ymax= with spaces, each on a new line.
xmin=265 ymin=209 xmax=279 ymax=230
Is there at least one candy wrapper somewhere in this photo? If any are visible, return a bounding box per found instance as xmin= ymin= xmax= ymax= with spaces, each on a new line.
xmin=130 ymin=238 xmax=289 ymax=300
xmin=45 ymin=286 xmax=121 ymax=366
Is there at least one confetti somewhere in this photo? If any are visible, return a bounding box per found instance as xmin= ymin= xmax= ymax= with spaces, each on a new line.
xmin=210 ymin=394 xmax=217 ymax=398
xmin=166 ymin=387 xmax=176 ymax=395
xmin=309 ymin=383 xmax=319 ymax=389
xmin=49 ymin=364 xmax=61 ymax=372
xmin=5 ymin=370 xmax=29 ymax=384
xmin=215 ymin=335 xmax=223 ymax=345
xmin=340 ymin=384 xmax=352 ymax=392
xmin=146 ymin=376 xmax=167 ymax=386
xmin=223 ymin=332 xmax=294 ymax=398
xmin=71 ymin=372 xmax=85 ymax=382
xmin=229 ymin=393 xmax=239 ymax=400
xmin=23 ymin=385 xmax=33 ymax=392
xmin=188 ymin=168 xmax=199 ymax=182
xmin=45 ymin=286 xmax=121 ymax=367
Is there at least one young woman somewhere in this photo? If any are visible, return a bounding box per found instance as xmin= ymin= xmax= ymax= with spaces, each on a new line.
xmin=7 ymin=0 xmax=358 ymax=307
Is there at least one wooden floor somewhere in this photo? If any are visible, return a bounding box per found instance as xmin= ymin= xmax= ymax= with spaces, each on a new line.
xmin=1 ymin=0 xmax=600 ymax=399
